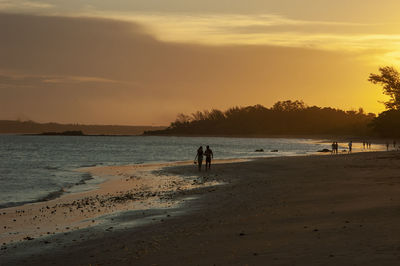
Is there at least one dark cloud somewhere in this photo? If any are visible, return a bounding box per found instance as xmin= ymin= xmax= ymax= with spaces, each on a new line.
xmin=0 ymin=13 xmax=373 ymax=124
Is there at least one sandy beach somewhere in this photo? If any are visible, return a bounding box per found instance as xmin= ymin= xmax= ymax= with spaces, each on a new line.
xmin=1 ymin=151 xmax=400 ymax=265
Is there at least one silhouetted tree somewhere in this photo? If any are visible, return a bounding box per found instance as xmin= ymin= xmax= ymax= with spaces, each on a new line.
xmin=368 ymin=66 xmax=400 ymax=136
xmin=272 ymin=100 xmax=306 ymax=112
xmin=369 ymin=66 xmax=400 ymax=110
xmin=369 ymin=110 xmax=400 ymax=137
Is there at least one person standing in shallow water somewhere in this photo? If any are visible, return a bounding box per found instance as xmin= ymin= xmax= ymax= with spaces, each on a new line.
xmin=194 ymin=146 xmax=204 ymax=171
xmin=348 ymin=141 xmax=352 ymax=153
xmin=204 ymin=145 xmax=214 ymax=170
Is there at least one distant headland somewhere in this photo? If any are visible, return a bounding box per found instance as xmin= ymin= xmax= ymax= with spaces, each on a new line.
xmin=40 ymin=130 xmax=85 ymax=136
xmin=0 ymin=120 xmax=166 ymax=136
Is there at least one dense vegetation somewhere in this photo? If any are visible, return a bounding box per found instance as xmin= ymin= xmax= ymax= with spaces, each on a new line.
xmin=368 ymin=66 xmax=400 ymax=137
xmin=145 ymin=100 xmax=375 ymax=136
xmin=369 ymin=110 xmax=400 ymax=137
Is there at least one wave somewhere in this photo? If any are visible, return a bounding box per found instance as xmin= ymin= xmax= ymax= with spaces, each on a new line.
xmin=79 ymin=163 xmax=100 ymax=168
xmin=43 ymin=166 xmax=60 ymax=170
xmin=38 ymin=188 xmax=66 ymax=201
xmin=0 ymin=200 xmax=39 ymax=209
xmin=0 ymin=173 xmax=95 ymax=209
xmin=74 ymin=172 xmax=93 ymax=185
xmin=0 ymin=187 xmax=67 ymax=209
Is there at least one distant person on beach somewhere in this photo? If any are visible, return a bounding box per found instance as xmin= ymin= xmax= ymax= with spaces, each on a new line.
xmin=348 ymin=141 xmax=352 ymax=153
xmin=331 ymin=142 xmax=335 ymax=154
xmin=363 ymin=141 xmax=366 ymax=149
xmin=335 ymin=142 xmax=339 ymax=154
xmin=194 ymin=146 xmax=204 ymax=171
xmin=386 ymin=142 xmax=390 ymax=151
xmin=204 ymin=145 xmax=214 ymax=170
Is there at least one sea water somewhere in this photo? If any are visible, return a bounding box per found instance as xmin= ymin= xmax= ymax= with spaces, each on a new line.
xmin=0 ymin=135 xmax=383 ymax=208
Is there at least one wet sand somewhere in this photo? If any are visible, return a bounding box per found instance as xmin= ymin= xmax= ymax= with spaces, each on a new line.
xmin=0 ymin=160 xmax=238 ymax=245
xmin=2 ymin=152 xmax=400 ymax=265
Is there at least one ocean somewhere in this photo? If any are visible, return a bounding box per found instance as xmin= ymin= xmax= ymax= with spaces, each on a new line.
xmin=0 ymin=135 xmax=382 ymax=208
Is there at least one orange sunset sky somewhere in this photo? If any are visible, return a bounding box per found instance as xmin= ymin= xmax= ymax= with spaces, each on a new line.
xmin=1 ymin=0 xmax=400 ymax=125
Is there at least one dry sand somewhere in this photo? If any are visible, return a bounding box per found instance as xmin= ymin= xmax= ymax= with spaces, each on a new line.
xmin=1 ymin=152 xmax=400 ymax=265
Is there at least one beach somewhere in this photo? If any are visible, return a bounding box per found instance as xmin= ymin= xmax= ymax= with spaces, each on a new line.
xmin=2 ymin=151 xmax=400 ymax=265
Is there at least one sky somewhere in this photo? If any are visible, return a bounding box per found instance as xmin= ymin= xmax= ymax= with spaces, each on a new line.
xmin=1 ymin=1 xmax=400 ymax=125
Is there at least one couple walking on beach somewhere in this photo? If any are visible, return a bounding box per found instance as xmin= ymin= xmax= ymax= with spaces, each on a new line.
xmin=195 ymin=146 xmax=213 ymax=171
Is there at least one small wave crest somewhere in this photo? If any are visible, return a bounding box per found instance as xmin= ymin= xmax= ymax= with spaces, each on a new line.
xmin=0 ymin=188 xmax=66 ymax=209
xmin=79 ymin=164 xmax=99 ymax=168
xmin=0 ymin=200 xmax=36 ymax=209
xmin=38 ymin=188 xmax=66 ymax=201
xmin=0 ymin=173 xmax=95 ymax=209
xmin=43 ymin=166 xmax=59 ymax=170
xmin=74 ymin=172 xmax=94 ymax=185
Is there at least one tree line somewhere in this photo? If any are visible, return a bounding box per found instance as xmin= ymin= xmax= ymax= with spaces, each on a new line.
xmin=145 ymin=100 xmax=375 ymax=136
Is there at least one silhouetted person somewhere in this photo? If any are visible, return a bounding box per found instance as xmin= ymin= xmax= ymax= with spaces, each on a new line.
xmin=335 ymin=142 xmax=339 ymax=154
xmin=331 ymin=142 xmax=335 ymax=154
xmin=386 ymin=141 xmax=390 ymax=151
xmin=348 ymin=141 xmax=352 ymax=153
xmin=363 ymin=141 xmax=366 ymax=149
xmin=204 ymin=145 xmax=213 ymax=170
xmin=194 ymin=146 xmax=203 ymax=171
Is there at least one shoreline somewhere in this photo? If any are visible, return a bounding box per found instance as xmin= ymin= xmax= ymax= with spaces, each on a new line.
xmin=0 ymin=158 xmax=248 ymax=210
xmin=0 ymin=158 xmax=243 ymax=245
